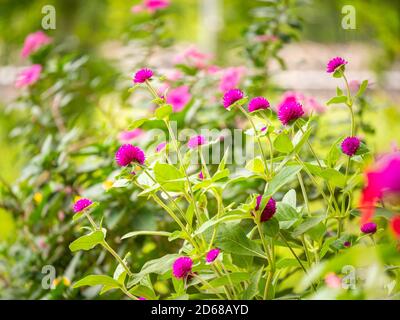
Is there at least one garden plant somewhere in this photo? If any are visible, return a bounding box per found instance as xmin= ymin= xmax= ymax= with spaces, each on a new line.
xmin=0 ymin=0 xmax=399 ymax=301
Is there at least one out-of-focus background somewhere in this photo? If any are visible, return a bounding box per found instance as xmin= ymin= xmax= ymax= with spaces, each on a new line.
xmin=0 ymin=0 xmax=399 ymax=298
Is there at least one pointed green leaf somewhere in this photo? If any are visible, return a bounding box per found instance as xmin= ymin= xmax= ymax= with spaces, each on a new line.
xmin=69 ymin=229 xmax=105 ymax=252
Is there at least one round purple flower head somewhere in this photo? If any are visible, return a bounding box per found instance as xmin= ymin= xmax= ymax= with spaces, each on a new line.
xmin=343 ymin=241 xmax=351 ymax=248
xmin=115 ymin=144 xmax=145 ymax=167
xmin=172 ymin=256 xmax=193 ymax=279
xmin=187 ymin=135 xmax=206 ymax=149
xmin=255 ymin=195 xmax=277 ymax=222
xmin=360 ymin=222 xmax=377 ymax=234
xmin=341 ymin=136 xmax=360 ymax=157
xmin=73 ymin=198 xmax=93 ymax=213
xmin=326 ymin=57 xmax=348 ymax=73
xmin=278 ymin=101 xmax=304 ymax=125
xmin=248 ymin=97 xmax=270 ymax=113
xmin=205 ymin=248 xmax=220 ymax=263
xmin=133 ymin=68 xmax=153 ymax=83
xmin=222 ymin=88 xmax=244 ymax=109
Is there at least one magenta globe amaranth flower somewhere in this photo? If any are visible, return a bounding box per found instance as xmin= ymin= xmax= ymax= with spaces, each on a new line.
xmin=21 ymin=31 xmax=52 ymax=58
xmin=360 ymin=222 xmax=377 ymax=234
xmin=172 ymin=257 xmax=193 ymax=279
xmin=255 ymin=195 xmax=277 ymax=222
xmin=341 ymin=136 xmax=361 ymax=157
xmin=278 ymin=101 xmax=304 ymax=125
xmin=222 ymin=88 xmax=244 ymax=109
xmin=15 ymin=64 xmax=42 ymax=88
xmin=115 ymin=144 xmax=145 ymax=166
xmin=205 ymin=248 xmax=220 ymax=263
xmin=133 ymin=68 xmax=153 ymax=83
xmin=326 ymin=57 xmax=348 ymax=73
xmin=248 ymin=97 xmax=270 ymax=113
xmin=73 ymin=198 xmax=93 ymax=213
xmin=187 ymin=135 xmax=206 ymax=149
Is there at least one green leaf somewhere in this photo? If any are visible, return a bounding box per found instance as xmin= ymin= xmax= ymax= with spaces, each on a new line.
xmin=307 ymin=222 xmax=326 ymax=241
xmin=212 ymin=168 xmax=230 ymax=182
xmin=242 ymin=267 xmax=263 ymax=299
xmin=292 ymin=216 xmax=324 ymax=238
xmin=194 ymin=213 xmax=249 ymax=236
xmin=153 ymin=162 xmax=185 ymax=192
xmin=305 ymin=163 xmax=346 ymax=188
xmin=262 ymin=217 xmax=280 ymax=237
xmin=202 ymin=272 xmax=249 ymax=289
xmin=69 ymin=229 xmax=105 ymax=252
xmin=218 ymin=148 xmax=230 ymax=171
xmin=245 ymin=157 xmax=265 ymax=174
xmin=356 ymin=80 xmax=368 ymax=97
xmin=155 ymin=104 xmax=173 ymax=120
xmin=266 ymin=165 xmax=302 ymax=196
xmin=214 ymin=224 xmax=266 ymax=258
xmin=273 ymin=133 xmax=293 ymax=153
xmin=355 ymin=142 xmax=369 ymax=156
xmin=282 ymin=189 xmax=296 ymax=207
xmin=128 ymin=118 xmax=147 ymax=130
xmin=274 ymin=203 xmax=300 ymax=229
xmin=73 ymin=275 xmax=120 ymax=289
xmin=326 ymin=136 xmax=344 ymax=167
xmin=112 ymin=179 xmax=130 ymax=188
xmin=128 ymin=254 xmax=179 ymax=287
xmin=326 ymin=96 xmax=347 ymax=106
xmin=292 ymin=125 xmax=312 ymax=153
xmin=276 ymin=258 xmax=308 ymax=269
xmin=336 ymin=87 xmax=343 ymax=96
xmin=121 ymin=230 xmax=171 ymax=240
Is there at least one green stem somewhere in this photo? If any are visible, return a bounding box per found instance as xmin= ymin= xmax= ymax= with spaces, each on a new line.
xmin=256 ymin=222 xmax=274 ymax=299
xmin=238 ymin=105 xmax=269 ymax=176
xmin=101 ymin=241 xmax=133 ymax=277
xmin=297 ymin=172 xmax=310 ymax=216
xmin=121 ymin=285 xmax=139 ymax=300
xmin=192 ymin=274 xmax=225 ymax=299
xmin=83 ymin=211 xmax=133 ymax=277
xmin=142 ymin=168 xmax=190 ymax=225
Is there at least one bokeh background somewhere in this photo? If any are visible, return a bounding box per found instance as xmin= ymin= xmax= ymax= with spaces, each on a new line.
xmin=0 ymin=0 xmax=399 ymax=298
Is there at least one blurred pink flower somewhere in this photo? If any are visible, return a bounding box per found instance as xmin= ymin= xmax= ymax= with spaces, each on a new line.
xmin=206 ymin=65 xmax=221 ymax=74
xmin=131 ymin=5 xmax=144 ymax=13
xmin=219 ymin=67 xmax=246 ymax=92
xmin=131 ymin=0 xmax=170 ymax=13
xmin=254 ymin=34 xmax=278 ymax=43
xmin=21 ymin=31 xmax=52 ymax=58
xmin=156 ymin=142 xmax=166 ymax=153
xmin=278 ymin=91 xmax=325 ymax=115
xmin=165 ymin=69 xmax=183 ymax=81
xmin=166 ymin=85 xmax=192 ymax=112
xmin=325 ymin=273 xmax=341 ymax=289
xmin=187 ymin=135 xmax=206 ymax=149
xmin=174 ymin=46 xmax=212 ymax=69
xmin=15 ymin=64 xmax=42 ymax=88
xmin=360 ymin=152 xmax=400 ymax=224
xmin=145 ymin=0 xmax=170 ymax=12
xmin=118 ymin=129 xmax=144 ymax=143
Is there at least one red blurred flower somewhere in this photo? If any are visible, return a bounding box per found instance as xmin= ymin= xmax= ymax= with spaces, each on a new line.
xmin=360 ymin=153 xmax=400 ymax=224
xmin=390 ymin=216 xmax=400 ymax=239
